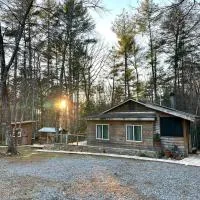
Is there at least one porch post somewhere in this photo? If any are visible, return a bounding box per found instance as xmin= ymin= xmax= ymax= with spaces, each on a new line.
xmin=183 ymin=119 xmax=189 ymax=156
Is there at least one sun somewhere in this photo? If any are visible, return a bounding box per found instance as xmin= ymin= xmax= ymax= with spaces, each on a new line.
xmin=59 ymin=99 xmax=67 ymax=110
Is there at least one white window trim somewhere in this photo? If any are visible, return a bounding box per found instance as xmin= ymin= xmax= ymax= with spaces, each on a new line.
xmin=126 ymin=125 xmax=143 ymax=142
xmin=96 ymin=124 xmax=109 ymax=140
xmin=12 ymin=128 xmax=22 ymax=137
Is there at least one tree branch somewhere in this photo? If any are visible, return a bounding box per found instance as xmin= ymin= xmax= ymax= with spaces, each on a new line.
xmin=5 ymin=0 xmax=34 ymax=76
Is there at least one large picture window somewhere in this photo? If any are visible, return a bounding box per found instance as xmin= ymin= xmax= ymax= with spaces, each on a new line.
xmin=96 ymin=124 xmax=109 ymax=140
xmin=126 ymin=125 xmax=142 ymax=142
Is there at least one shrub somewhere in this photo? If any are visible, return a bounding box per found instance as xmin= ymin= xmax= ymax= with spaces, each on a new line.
xmin=153 ymin=133 xmax=161 ymax=142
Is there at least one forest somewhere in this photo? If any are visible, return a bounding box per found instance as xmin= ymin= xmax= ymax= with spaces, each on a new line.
xmin=0 ymin=0 xmax=200 ymax=153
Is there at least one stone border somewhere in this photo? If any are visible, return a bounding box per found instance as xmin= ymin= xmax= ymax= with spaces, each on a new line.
xmin=46 ymin=144 xmax=158 ymax=158
xmin=35 ymin=149 xmax=200 ymax=167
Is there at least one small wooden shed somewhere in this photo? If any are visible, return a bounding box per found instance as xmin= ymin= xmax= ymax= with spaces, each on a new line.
xmin=11 ymin=121 xmax=36 ymax=145
xmin=38 ymin=127 xmax=57 ymax=144
xmin=87 ymin=99 xmax=200 ymax=156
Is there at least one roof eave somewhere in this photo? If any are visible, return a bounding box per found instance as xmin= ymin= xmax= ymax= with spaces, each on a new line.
xmin=92 ymin=99 xmax=198 ymax=122
xmin=145 ymin=104 xmax=196 ymax=122
xmin=87 ymin=117 xmax=156 ymax=121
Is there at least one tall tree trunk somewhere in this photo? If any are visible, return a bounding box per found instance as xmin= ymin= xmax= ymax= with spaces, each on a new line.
xmin=28 ymin=18 xmax=34 ymax=120
xmin=13 ymin=36 xmax=18 ymax=122
xmin=174 ymin=26 xmax=180 ymax=94
xmin=148 ymin=18 xmax=157 ymax=103
xmin=124 ymin=50 xmax=128 ymax=99
xmin=47 ymin=0 xmax=51 ymax=79
xmin=111 ymin=76 xmax=115 ymax=106
xmin=135 ymin=67 xmax=139 ymax=100
xmin=60 ymin=41 xmax=67 ymax=90
xmin=133 ymin=43 xmax=139 ymax=100
xmin=2 ymin=82 xmax=17 ymax=154
xmin=0 ymin=27 xmax=17 ymax=154
xmin=153 ymin=49 xmax=157 ymax=103
xmin=0 ymin=1 xmax=33 ymax=154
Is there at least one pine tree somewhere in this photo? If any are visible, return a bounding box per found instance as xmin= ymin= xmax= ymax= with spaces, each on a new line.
xmin=112 ymin=10 xmax=137 ymax=99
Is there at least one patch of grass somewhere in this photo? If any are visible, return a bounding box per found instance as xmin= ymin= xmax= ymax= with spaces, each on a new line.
xmin=0 ymin=147 xmax=66 ymax=163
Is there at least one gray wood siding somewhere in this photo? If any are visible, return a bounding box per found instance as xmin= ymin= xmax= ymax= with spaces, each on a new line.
xmin=155 ymin=114 xmax=160 ymax=134
xmin=161 ymin=136 xmax=185 ymax=152
xmin=107 ymin=101 xmax=152 ymax=113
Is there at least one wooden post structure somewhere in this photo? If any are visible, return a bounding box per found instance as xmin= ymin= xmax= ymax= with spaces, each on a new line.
xmin=183 ymin=119 xmax=189 ymax=156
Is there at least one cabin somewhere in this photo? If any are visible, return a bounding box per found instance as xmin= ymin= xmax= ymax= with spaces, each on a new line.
xmin=87 ymin=99 xmax=200 ymax=156
xmin=11 ymin=121 xmax=36 ymax=145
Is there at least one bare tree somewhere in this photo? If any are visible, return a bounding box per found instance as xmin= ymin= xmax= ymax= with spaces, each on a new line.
xmin=0 ymin=0 xmax=34 ymax=154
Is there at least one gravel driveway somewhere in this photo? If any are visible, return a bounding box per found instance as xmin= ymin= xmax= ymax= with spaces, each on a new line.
xmin=0 ymin=153 xmax=199 ymax=200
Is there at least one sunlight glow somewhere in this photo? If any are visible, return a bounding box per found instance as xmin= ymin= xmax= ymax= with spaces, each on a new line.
xmin=55 ymin=99 xmax=67 ymax=110
xmin=59 ymin=99 xmax=67 ymax=110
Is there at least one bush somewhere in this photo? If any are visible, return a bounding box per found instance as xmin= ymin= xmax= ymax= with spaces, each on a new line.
xmin=157 ymin=150 xmax=165 ymax=158
xmin=153 ymin=133 xmax=161 ymax=142
xmin=138 ymin=152 xmax=148 ymax=157
xmin=164 ymin=145 xmax=184 ymax=160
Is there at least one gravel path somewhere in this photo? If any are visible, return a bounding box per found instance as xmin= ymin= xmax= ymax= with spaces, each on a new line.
xmin=0 ymin=154 xmax=199 ymax=200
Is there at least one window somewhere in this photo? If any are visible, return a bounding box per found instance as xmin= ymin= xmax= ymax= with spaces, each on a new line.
xmin=126 ymin=125 xmax=142 ymax=142
xmin=12 ymin=128 xmax=22 ymax=137
xmin=96 ymin=124 xmax=109 ymax=140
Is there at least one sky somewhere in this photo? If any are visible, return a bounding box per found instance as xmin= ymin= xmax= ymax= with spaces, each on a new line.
xmin=94 ymin=0 xmax=139 ymax=44
xmin=91 ymin=0 xmax=164 ymax=47
xmin=90 ymin=0 xmax=167 ymax=82
xmin=91 ymin=0 xmax=139 ymax=46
